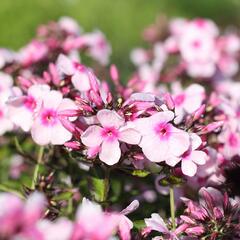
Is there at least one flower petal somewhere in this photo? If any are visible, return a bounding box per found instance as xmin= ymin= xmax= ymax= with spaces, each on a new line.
xmin=81 ymin=125 xmax=103 ymax=147
xmin=50 ymin=122 xmax=73 ymax=145
xmin=181 ymin=159 xmax=197 ymax=177
xmin=99 ymin=140 xmax=121 ymax=165
xmin=190 ymin=150 xmax=207 ymax=165
xmin=97 ymin=109 xmax=124 ymax=128
xmin=43 ymin=90 xmax=63 ymax=109
xmin=119 ymin=127 xmax=141 ymax=145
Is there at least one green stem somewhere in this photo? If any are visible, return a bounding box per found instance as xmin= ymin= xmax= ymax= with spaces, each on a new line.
xmin=170 ymin=186 xmax=176 ymax=230
xmin=103 ymin=168 xmax=110 ymax=203
xmin=31 ymin=146 xmax=44 ymax=189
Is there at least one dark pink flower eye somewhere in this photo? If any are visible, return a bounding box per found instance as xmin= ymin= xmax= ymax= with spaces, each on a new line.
xmin=41 ymin=109 xmax=58 ymax=126
xmin=24 ymin=96 xmax=37 ymax=111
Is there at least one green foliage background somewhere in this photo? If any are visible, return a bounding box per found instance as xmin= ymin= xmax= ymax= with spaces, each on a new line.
xmin=1 ymin=0 xmax=240 ymax=69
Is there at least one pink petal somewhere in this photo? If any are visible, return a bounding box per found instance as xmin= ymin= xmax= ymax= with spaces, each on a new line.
xmin=119 ymin=127 xmax=141 ymax=145
xmin=28 ymin=84 xmax=50 ymax=99
xmin=31 ymin=120 xmax=52 ymax=145
xmin=81 ymin=125 xmax=103 ymax=147
xmin=150 ymin=111 xmax=174 ymax=125
xmin=120 ymin=200 xmax=139 ymax=215
xmin=190 ymin=150 xmax=207 ymax=165
xmin=190 ymin=133 xmax=202 ymax=150
xmin=50 ymin=122 xmax=73 ymax=145
xmin=57 ymin=98 xmax=77 ymax=121
xmin=56 ymin=54 xmax=75 ymax=75
xmin=97 ymin=109 xmax=124 ymax=128
xmin=140 ymin=135 xmax=169 ymax=162
xmin=134 ymin=117 xmax=154 ymax=136
xmin=181 ymin=159 xmax=197 ymax=177
xmin=145 ymin=213 xmax=169 ymax=233
xmin=72 ymin=71 xmax=91 ymax=92
xmin=169 ymin=128 xmax=190 ymax=156
xmin=43 ymin=91 xmax=63 ymax=109
xmin=165 ymin=156 xmax=181 ymax=167
xmin=99 ymin=139 xmax=121 ymax=165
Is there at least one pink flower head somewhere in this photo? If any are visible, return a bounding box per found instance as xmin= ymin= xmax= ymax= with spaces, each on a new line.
xmin=81 ymin=109 xmax=141 ymax=165
xmin=17 ymin=40 xmax=48 ymax=66
xmin=58 ymin=16 xmax=82 ymax=35
xmin=179 ymin=133 xmax=208 ymax=177
xmin=37 ymin=218 xmax=73 ymax=240
xmin=57 ymin=54 xmax=92 ymax=92
xmin=72 ymin=198 xmax=119 ymax=240
xmin=31 ymin=90 xmax=77 ymax=145
xmin=8 ymin=84 xmax=50 ymax=132
xmin=172 ymin=83 xmax=205 ymax=123
xmin=135 ymin=110 xmax=190 ymax=163
xmin=81 ymin=30 xmax=112 ymax=65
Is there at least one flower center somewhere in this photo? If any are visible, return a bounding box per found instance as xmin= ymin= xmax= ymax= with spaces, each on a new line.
xmin=41 ymin=109 xmax=58 ymax=126
xmin=24 ymin=96 xmax=37 ymax=111
xmin=228 ymin=133 xmax=238 ymax=147
xmin=0 ymin=109 xmax=3 ymax=119
xmin=101 ymin=127 xmax=119 ymax=142
xmin=174 ymin=94 xmax=185 ymax=106
xmin=154 ymin=123 xmax=171 ymax=140
xmin=192 ymin=40 xmax=202 ymax=48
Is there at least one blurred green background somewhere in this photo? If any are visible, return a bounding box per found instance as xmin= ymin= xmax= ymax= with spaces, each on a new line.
xmin=1 ymin=0 xmax=240 ymax=68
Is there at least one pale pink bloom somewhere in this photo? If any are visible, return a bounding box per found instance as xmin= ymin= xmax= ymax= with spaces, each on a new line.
xmin=57 ymin=54 xmax=92 ymax=91
xmin=130 ymin=48 xmax=149 ymax=66
xmin=31 ymin=90 xmax=76 ymax=145
xmin=0 ymin=192 xmax=46 ymax=238
xmin=169 ymin=18 xmax=187 ymax=36
xmin=82 ymin=30 xmax=112 ymax=65
xmin=17 ymin=40 xmax=48 ymax=66
xmin=58 ymin=16 xmax=82 ymax=35
xmin=9 ymin=155 xmax=26 ymax=179
xmin=8 ymin=84 xmax=50 ymax=132
xmin=145 ymin=213 xmax=178 ymax=240
xmin=81 ymin=109 xmax=141 ymax=165
xmin=72 ymin=198 xmax=119 ymax=240
xmin=135 ymin=110 xmax=190 ymax=163
xmin=179 ymin=133 xmax=207 ymax=177
xmin=118 ymin=200 xmax=139 ymax=240
xmin=172 ymin=83 xmax=205 ymax=123
xmin=0 ymin=101 xmax=14 ymax=135
xmin=37 ymin=218 xmax=73 ymax=240
xmin=218 ymin=121 xmax=240 ymax=159
xmin=0 ymin=48 xmax=15 ymax=69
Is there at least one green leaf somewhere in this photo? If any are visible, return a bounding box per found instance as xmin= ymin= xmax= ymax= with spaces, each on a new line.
xmin=88 ymin=176 xmax=107 ymax=202
xmin=133 ymin=220 xmax=146 ymax=230
xmin=131 ymin=170 xmax=150 ymax=177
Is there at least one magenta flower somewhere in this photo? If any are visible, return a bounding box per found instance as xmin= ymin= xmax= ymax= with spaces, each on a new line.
xmin=31 ymin=90 xmax=76 ymax=145
xmin=81 ymin=109 xmax=141 ymax=165
xmin=135 ymin=110 xmax=190 ymax=163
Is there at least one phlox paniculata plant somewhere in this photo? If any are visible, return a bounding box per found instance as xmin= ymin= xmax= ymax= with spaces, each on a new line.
xmin=0 ymin=16 xmax=239 ymax=240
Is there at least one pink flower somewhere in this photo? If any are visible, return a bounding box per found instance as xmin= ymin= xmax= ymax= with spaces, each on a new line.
xmin=179 ymin=133 xmax=208 ymax=177
xmin=58 ymin=16 xmax=82 ymax=35
xmin=37 ymin=218 xmax=73 ymax=240
xmin=57 ymin=54 xmax=92 ymax=92
xmin=8 ymin=84 xmax=50 ymax=132
xmin=172 ymin=83 xmax=205 ymax=123
xmin=72 ymin=198 xmax=119 ymax=240
xmin=81 ymin=109 xmax=141 ymax=165
xmin=135 ymin=110 xmax=190 ymax=163
xmin=81 ymin=30 xmax=112 ymax=65
xmin=31 ymin=90 xmax=76 ymax=145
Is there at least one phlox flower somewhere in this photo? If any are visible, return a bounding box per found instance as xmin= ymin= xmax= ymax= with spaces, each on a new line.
xmin=135 ymin=110 xmax=190 ymax=163
xmin=179 ymin=133 xmax=208 ymax=177
xmin=8 ymin=84 xmax=50 ymax=132
xmin=81 ymin=109 xmax=141 ymax=165
xmin=31 ymin=90 xmax=76 ymax=145
xmin=72 ymin=198 xmax=119 ymax=240
xmin=57 ymin=54 xmax=92 ymax=91
xmin=172 ymin=83 xmax=205 ymax=123
xmin=145 ymin=213 xmax=179 ymax=240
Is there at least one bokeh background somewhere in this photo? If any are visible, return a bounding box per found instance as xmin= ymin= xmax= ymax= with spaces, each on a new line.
xmin=1 ymin=0 xmax=240 ymax=70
